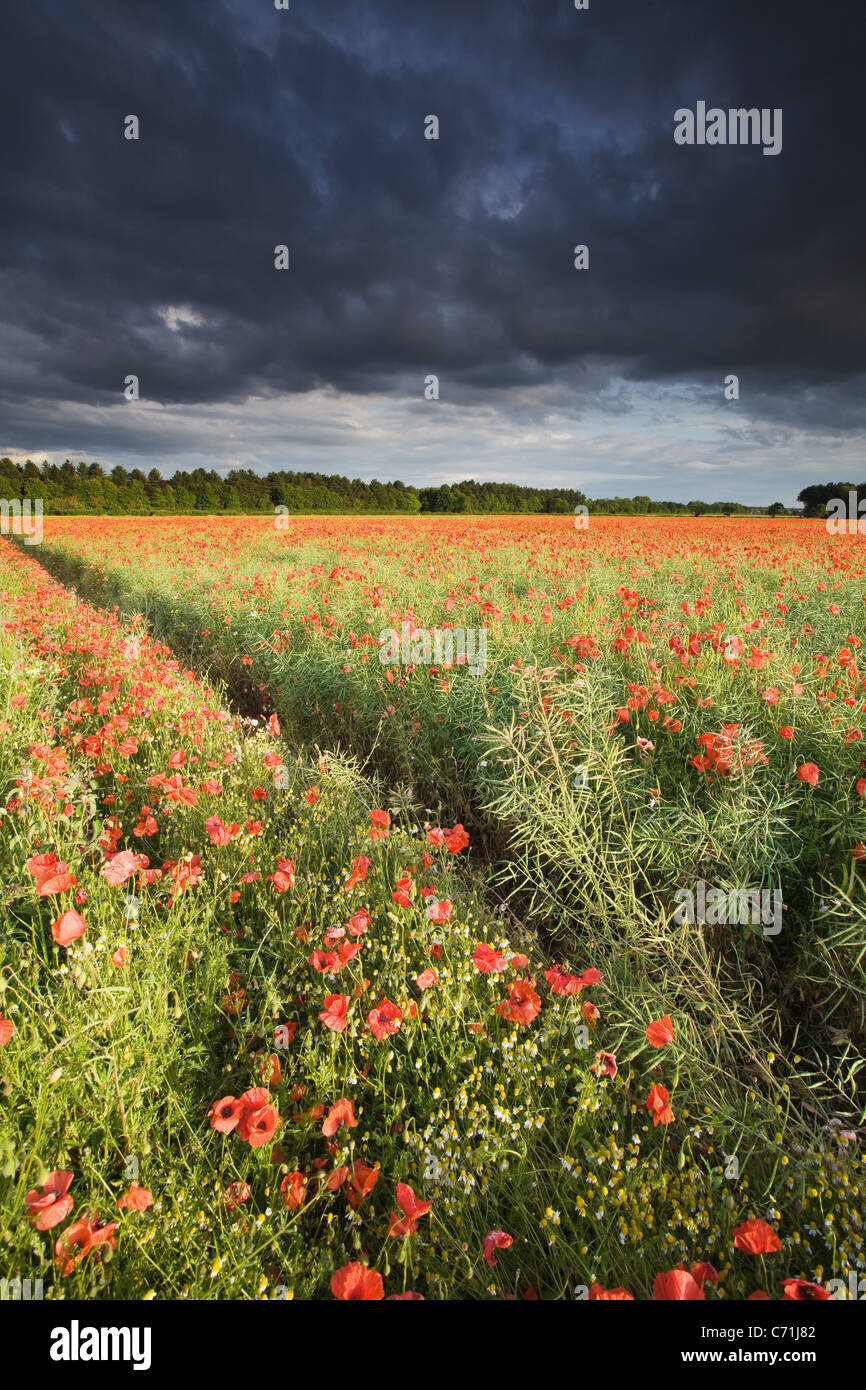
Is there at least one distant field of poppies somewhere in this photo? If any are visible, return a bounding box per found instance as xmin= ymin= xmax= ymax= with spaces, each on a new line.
xmin=1 ymin=514 xmax=864 ymax=1300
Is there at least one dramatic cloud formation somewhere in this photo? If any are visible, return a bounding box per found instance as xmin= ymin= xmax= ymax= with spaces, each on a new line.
xmin=1 ymin=0 xmax=863 ymax=502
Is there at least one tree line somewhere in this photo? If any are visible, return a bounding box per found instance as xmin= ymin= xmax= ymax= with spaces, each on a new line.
xmin=0 ymin=457 xmax=819 ymax=517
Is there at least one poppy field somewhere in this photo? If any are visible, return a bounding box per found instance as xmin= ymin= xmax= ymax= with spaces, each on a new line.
xmin=1 ymin=513 xmax=864 ymax=1301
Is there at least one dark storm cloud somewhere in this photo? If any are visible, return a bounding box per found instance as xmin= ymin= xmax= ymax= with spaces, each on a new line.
xmin=0 ymin=0 xmax=864 ymax=469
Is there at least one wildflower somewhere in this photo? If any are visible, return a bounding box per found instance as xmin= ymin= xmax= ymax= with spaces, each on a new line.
xmin=322 ymin=1098 xmax=358 ymax=1137
xmin=733 ymin=1218 xmax=781 ymax=1254
xmin=347 ymin=1160 xmax=379 ymax=1207
xmin=51 ymin=909 xmax=87 ymax=947
xmin=101 ymin=850 xmax=140 ymax=886
xmin=0 ymin=1019 xmax=15 ymax=1046
xmin=331 ymin=1262 xmax=384 ymax=1300
xmin=389 ymin=1183 xmax=432 ymax=1237
xmin=319 ymin=993 xmax=350 ymax=1031
xmin=483 ymin=1230 xmax=513 ymax=1266
xmin=653 ymin=1268 xmax=704 ymax=1300
xmin=25 ymin=1171 xmax=74 ymax=1230
xmin=270 ymin=857 xmax=295 ymax=892
xmin=781 ymin=1278 xmax=831 ymax=1301
xmin=367 ymin=999 xmax=403 ymax=1040
xmin=497 ymin=979 xmax=541 ymax=1025
xmin=55 ymin=1211 xmax=117 ymax=1279
xmin=369 ymin=809 xmax=391 ymax=841
xmin=592 ymin=1052 xmax=618 ymax=1080
xmin=796 ymin=762 xmax=820 ymax=786
xmin=445 ymin=824 xmax=470 ymax=853
xmin=208 ymin=1096 xmax=244 ymax=1134
xmin=645 ymin=1083 xmax=675 ymax=1126
xmin=473 ymin=942 xmax=507 ymax=974
xmin=236 ymin=1089 xmax=281 ymax=1148
xmin=645 ymin=1015 xmax=675 ymax=1048
xmin=116 ymin=1181 xmax=154 ymax=1212
xmin=281 ymin=1171 xmax=306 ymax=1209
xmin=28 ymin=852 xmax=76 ymax=896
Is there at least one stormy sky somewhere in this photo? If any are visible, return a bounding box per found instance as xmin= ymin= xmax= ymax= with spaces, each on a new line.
xmin=1 ymin=0 xmax=864 ymax=504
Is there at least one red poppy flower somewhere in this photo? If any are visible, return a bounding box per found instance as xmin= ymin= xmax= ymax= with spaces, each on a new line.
xmin=319 ymin=994 xmax=350 ymax=1031
xmin=271 ymin=857 xmax=295 ymax=892
xmin=111 ymin=947 xmax=127 ymax=967
xmin=369 ymin=809 xmax=391 ymax=841
xmin=497 ymin=979 xmax=541 ymax=1025
xmin=590 ymin=1283 xmax=634 ymax=1300
xmin=0 ymin=1018 xmax=14 ymax=1046
xmin=343 ymin=855 xmax=371 ymax=890
xmin=239 ymin=1103 xmax=280 ymax=1148
xmin=544 ymin=965 xmax=583 ymax=994
xmin=331 ymin=1262 xmax=384 ymax=1300
xmin=426 ymin=899 xmax=452 ymax=923
xmin=444 ymin=824 xmax=470 ymax=853
xmin=367 ymin=998 xmax=403 ymax=1040
xmin=116 ymin=1181 xmax=154 ymax=1212
xmin=222 ymin=1182 xmax=251 ymax=1211
xmin=325 ymin=1165 xmax=349 ymax=1192
xmin=645 ymin=1015 xmax=675 ymax=1047
xmin=389 ymin=1182 xmax=432 ymax=1237
xmin=309 ymin=949 xmax=340 ymax=974
xmin=797 ymin=762 xmax=820 ymax=786
xmin=347 ymin=1160 xmax=379 ymax=1207
xmin=483 ymin=1230 xmax=513 ymax=1266
xmin=28 ymin=852 xmax=76 ymax=896
xmin=51 ymin=909 xmax=87 ymax=947
xmin=322 ymin=1098 xmax=358 ymax=1137
xmin=654 ymin=1268 xmax=704 ymax=1300
xmin=208 ymin=1095 xmax=244 ymax=1134
xmin=346 ymin=910 xmax=371 ymax=936
xmin=55 ymin=1211 xmax=117 ymax=1278
xmin=391 ymin=875 xmax=414 ymax=908
xmin=415 ymin=968 xmax=438 ymax=990
xmin=25 ymin=1170 xmax=74 ymax=1230
xmin=337 ymin=940 xmax=362 ymax=967
xmin=101 ymin=850 xmax=140 ymax=886
xmin=781 ymin=1278 xmax=830 ymax=1301
xmin=733 ymin=1218 xmax=782 ymax=1254
xmin=645 ymin=1083 xmax=675 ymax=1126
xmin=277 ymin=1171 xmax=304 ymax=1210
xmin=592 ymin=1051 xmax=618 ymax=1079
xmin=473 ymin=941 xmax=507 ymax=974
